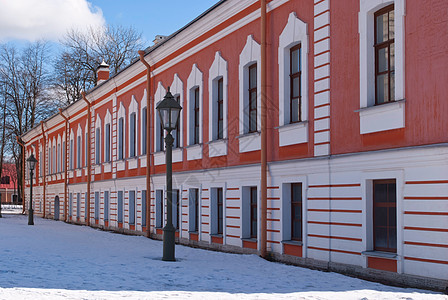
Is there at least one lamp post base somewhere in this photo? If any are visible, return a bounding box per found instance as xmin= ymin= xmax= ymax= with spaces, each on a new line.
xmin=28 ymin=208 xmax=34 ymax=225
xmin=162 ymin=223 xmax=176 ymax=261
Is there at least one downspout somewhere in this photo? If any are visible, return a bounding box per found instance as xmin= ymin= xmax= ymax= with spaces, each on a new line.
xmin=40 ymin=121 xmax=47 ymax=218
xmin=59 ymin=109 xmax=69 ymax=222
xmin=138 ymin=50 xmax=152 ymax=238
xmin=16 ymin=137 xmax=25 ymax=214
xmin=82 ymin=92 xmax=91 ymax=226
xmin=260 ymin=0 xmax=268 ymax=258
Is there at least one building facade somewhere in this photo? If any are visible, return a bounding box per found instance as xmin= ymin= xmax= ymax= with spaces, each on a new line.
xmin=22 ymin=0 xmax=448 ymax=290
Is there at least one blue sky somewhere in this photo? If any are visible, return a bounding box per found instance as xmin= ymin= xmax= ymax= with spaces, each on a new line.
xmin=89 ymin=0 xmax=220 ymax=46
xmin=0 ymin=0 xmax=220 ymax=50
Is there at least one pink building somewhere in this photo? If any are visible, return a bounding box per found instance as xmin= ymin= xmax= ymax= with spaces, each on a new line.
xmin=22 ymin=0 xmax=448 ymax=291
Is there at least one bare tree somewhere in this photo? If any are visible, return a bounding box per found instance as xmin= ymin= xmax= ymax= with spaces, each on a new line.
xmin=0 ymin=41 xmax=59 ymax=206
xmin=54 ymin=25 xmax=143 ymax=104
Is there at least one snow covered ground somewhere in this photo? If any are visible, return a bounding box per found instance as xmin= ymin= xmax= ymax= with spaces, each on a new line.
xmin=0 ymin=215 xmax=445 ymax=300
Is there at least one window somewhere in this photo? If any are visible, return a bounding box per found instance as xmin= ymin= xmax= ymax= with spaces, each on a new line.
xmin=156 ymin=190 xmax=164 ymax=228
xmin=77 ymin=193 xmax=81 ymax=220
xmin=118 ymin=191 xmax=123 ymax=223
xmin=48 ymin=146 xmax=51 ymax=174
xmin=373 ymin=179 xmax=396 ymax=253
xmin=173 ymin=189 xmax=179 ymax=230
xmin=39 ymin=151 xmax=42 ymax=176
xmin=69 ymin=139 xmax=74 ymax=170
xmin=248 ymin=64 xmax=257 ymax=133
xmin=104 ymin=191 xmax=109 ymax=222
xmin=193 ymin=87 xmax=200 ymax=144
xmin=158 ymin=116 xmax=164 ymax=152
xmin=69 ymin=193 xmax=73 ymax=217
xmin=173 ymin=95 xmax=181 ymax=148
xmin=217 ymin=78 xmax=224 ymax=139
xmin=85 ymin=132 xmax=88 ymax=167
xmin=291 ymin=183 xmax=302 ymax=241
xmin=95 ymin=128 xmax=101 ymax=164
xmin=94 ymin=191 xmax=99 ymax=221
xmin=142 ymin=190 xmax=147 ymax=227
xmin=52 ymin=145 xmax=56 ymax=174
xmin=105 ymin=123 xmax=111 ymax=162
xmin=142 ymin=108 xmax=147 ymax=155
xmin=130 ymin=112 xmax=136 ymax=157
xmin=290 ymin=45 xmax=301 ymax=123
xmin=57 ymin=143 xmax=61 ymax=173
xmin=77 ymin=136 xmax=81 ymax=169
xmin=250 ymin=187 xmax=257 ymax=238
xmin=374 ymin=5 xmax=394 ymax=105
xmin=217 ymin=188 xmax=223 ymax=235
xmin=118 ymin=117 xmax=124 ymax=160
xmin=189 ymin=188 xmax=199 ymax=232
xmin=62 ymin=141 xmax=66 ymax=171
xmin=129 ymin=190 xmax=135 ymax=225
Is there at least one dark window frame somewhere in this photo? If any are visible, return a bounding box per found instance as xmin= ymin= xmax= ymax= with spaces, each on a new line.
xmin=290 ymin=44 xmax=302 ymax=123
xmin=193 ymin=87 xmax=200 ymax=144
xmin=130 ymin=112 xmax=137 ymax=157
xmin=105 ymin=123 xmax=111 ymax=162
xmin=118 ymin=117 xmax=124 ymax=160
xmin=250 ymin=186 xmax=257 ymax=238
xmin=142 ymin=107 xmax=147 ymax=154
xmin=217 ymin=188 xmax=223 ymax=235
xmin=374 ymin=4 xmax=395 ymax=105
xmin=216 ymin=78 xmax=224 ymax=140
xmin=173 ymin=95 xmax=181 ymax=148
xmin=291 ymin=183 xmax=302 ymax=241
xmin=373 ymin=179 xmax=397 ymax=253
xmin=248 ymin=64 xmax=257 ymax=133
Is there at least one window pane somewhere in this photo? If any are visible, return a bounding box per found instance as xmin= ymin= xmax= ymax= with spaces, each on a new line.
xmin=374 ymin=227 xmax=388 ymax=249
xmin=389 ymin=227 xmax=397 ymax=250
xmin=249 ymin=65 xmax=257 ymax=89
xmin=250 ymin=110 xmax=257 ymax=132
xmin=377 ymin=47 xmax=389 ymax=73
xmin=291 ymin=98 xmax=299 ymax=123
xmin=374 ymin=182 xmax=387 ymax=203
xmin=376 ymin=13 xmax=388 ymax=44
xmin=376 ymin=73 xmax=389 ymax=104
xmin=390 ymin=43 xmax=395 ymax=71
xmin=374 ymin=206 xmax=387 ymax=227
xmin=388 ymin=206 xmax=396 ymax=227
xmin=291 ymin=76 xmax=301 ymax=98
xmin=291 ymin=47 xmax=300 ymax=73
xmin=389 ymin=10 xmax=395 ymax=39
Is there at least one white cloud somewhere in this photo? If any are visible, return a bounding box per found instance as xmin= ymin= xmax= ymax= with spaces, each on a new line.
xmin=0 ymin=0 xmax=105 ymax=42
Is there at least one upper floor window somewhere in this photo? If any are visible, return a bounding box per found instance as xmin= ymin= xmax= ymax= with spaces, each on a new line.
xmin=142 ymin=107 xmax=147 ymax=155
xmin=248 ymin=64 xmax=257 ymax=133
xmin=193 ymin=87 xmax=200 ymax=144
xmin=374 ymin=5 xmax=394 ymax=105
xmin=69 ymin=138 xmax=74 ymax=170
xmin=95 ymin=127 xmax=101 ymax=164
xmin=77 ymin=135 xmax=81 ymax=169
xmin=118 ymin=117 xmax=124 ymax=160
xmin=57 ymin=143 xmax=61 ymax=173
xmin=173 ymin=95 xmax=181 ymax=148
xmin=216 ymin=78 xmax=224 ymax=139
xmin=85 ymin=131 xmax=88 ymax=167
xmin=105 ymin=123 xmax=111 ymax=162
xmin=290 ymin=45 xmax=302 ymax=123
xmin=130 ymin=112 xmax=136 ymax=157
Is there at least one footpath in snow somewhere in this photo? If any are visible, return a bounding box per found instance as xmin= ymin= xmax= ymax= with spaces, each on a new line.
xmin=0 ymin=214 xmax=445 ymax=300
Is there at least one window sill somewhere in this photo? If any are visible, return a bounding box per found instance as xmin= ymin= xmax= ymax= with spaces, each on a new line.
xmin=187 ymin=144 xmax=202 ymax=161
xmin=210 ymin=233 xmax=223 ymax=237
xmin=362 ymin=250 xmax=397 ymax=259
xmin=236 ymin=132 xmax=261 ymax=153
xmin=208 ymin=139 xmax=227 ymax=157
xmin=282 ymin=240 xmax=303 ymax=246
xmin=241 ymin=237 xmax=257 ymax=242
xmin=357 ymin=99 xmax=405 ymax=134
xmin=276 ymin=121 xmax=308 ymax=146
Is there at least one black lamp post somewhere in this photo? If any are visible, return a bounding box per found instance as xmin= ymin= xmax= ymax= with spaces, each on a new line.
xmin=27 ymin=154 xmax=38 ymax=225
xmin=156 ymin=87 xmax=182 ymax=261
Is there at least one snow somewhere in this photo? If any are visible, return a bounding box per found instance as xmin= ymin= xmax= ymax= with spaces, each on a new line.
xmin=0 ymin=215 xmax=445 ymax=300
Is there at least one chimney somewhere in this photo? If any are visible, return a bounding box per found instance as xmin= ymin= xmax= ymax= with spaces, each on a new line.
xmin=96 ymin=60 xmax=110 ymax=85
xmin=153 ymin=35 xmax=168 ymax=45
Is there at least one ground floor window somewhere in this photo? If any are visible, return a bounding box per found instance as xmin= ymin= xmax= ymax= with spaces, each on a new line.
xmin=156 ymin=190 xmax=164 ymax=228
xmin=104 ymin=191 xmax=109 ymax=221
xmin=142 ymin=190 xmax=147 ymax=227
xmin=250 ymin=187 xmax=257 ymax=238
xmin=291 ymin=183 xmax=302 ymax=241
xmin=173 ymin=190 xmax=179 ymax=230
xmin=129 ymin=190 xmax=135 ymax=225
xmin=69 ymin=193 xmax=73 ymax=217
xmin=118 ymin=191 xmax=123 ymax=223
xmin=373 ymin=179 xmax=397 ymax=253
xmin=94 ymin=192 xmax=99 ymax=221
xmin=189 ymin=188 xmax=199 ymax=232
xmin=77 ymin=193 xmax=81 ymax=220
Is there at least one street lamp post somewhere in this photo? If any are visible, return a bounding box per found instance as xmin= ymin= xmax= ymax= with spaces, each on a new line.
xmin=156 ymin=87 xmax=182 ymax=261
xmin=27 ymin=154 xmax=38 ymax=225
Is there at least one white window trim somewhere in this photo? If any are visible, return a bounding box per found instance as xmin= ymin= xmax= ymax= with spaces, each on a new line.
xmin=187 ymin=64 xmax=203 ymax=146
xmin=154 ymin=81 xmax=166 ymax=154
xmin=117 ymin=102 xmax=126 ymax=161
xmin=278 ymin=12 xmax=309 ymax=146
xmin=128 ymin=95 xmax=139 ymax=159
xmin=359 ymin=0 xmax=406 ymax=134
xmin=360 ymin=169 xmax=404 ymax=273
xmin=95 ymin=114 xmax=102 ymax=165
xmin=104 ymin=109 xmax=112 ymax=165
xmin=140 ymin=89 xmax=147 ymax=155
xmin=208 ymin=52 xmax=228 ymax=158
xmin=238 ymin=35 xmax=261 ymax=153
xmin=170 ymin=73 xmax=184 ymax=148
xmin=76 ymin=125 xmax=82 ymax=169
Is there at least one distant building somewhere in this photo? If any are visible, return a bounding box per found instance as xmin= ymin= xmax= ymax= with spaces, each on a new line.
xmin=22 ymin=0 xmax=448 ymax=291
xmin=0 ymin=163 xmax=18 ymax=204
